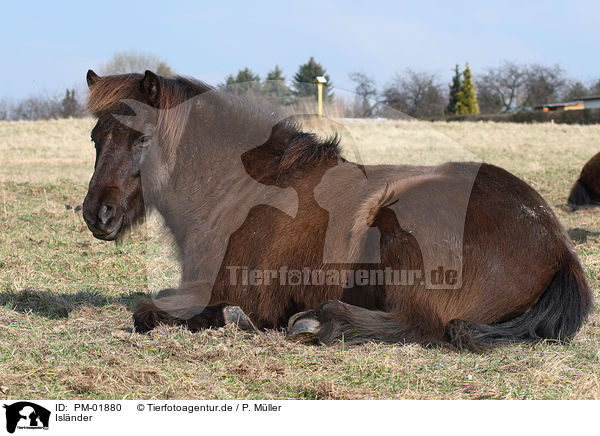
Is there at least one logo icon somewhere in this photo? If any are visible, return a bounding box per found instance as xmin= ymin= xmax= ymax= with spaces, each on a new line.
xmin=3 ymin=402 xmax=50 ymax=434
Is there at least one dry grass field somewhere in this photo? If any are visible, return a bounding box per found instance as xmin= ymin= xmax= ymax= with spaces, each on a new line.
xmin=0 ymin=118 xmax=599 ymax=399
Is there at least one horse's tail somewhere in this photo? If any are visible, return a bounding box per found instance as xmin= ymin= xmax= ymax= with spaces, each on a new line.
xmin=445 ymin=253 xmax=594 ymax=351
xmin=568 ymin=179 xmax=598 ymax=210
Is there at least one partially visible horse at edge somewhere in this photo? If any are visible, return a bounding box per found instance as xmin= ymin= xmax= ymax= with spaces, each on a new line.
xmin=82 ymin=69 xmax=593 ymax=351
xmin=568 ymin=152 xmax=600 ymax=210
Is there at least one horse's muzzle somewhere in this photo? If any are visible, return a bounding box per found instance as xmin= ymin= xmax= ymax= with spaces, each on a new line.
xmin=82 ymin=198 xmax=124 ymax=241
xmin=90 ymin=215 xmax=123 ymax=241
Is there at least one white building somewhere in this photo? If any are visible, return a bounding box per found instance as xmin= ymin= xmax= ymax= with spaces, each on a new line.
xmin=535 ymin=95 xmax=600 ymax=112
xmin=579 ymin=96 xmax=600 ymax=109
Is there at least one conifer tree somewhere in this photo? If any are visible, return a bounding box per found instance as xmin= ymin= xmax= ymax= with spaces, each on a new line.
xmin=455 ymin=63 xmax=480 ymax=114
xmin=446 ymin=65 xmax=461 ymax=114
xmin=564 ymin=81 xmax=589 ymax=101
xmin=590 ymin=79 xmax=600 ymax=96
xmin=262 ymin=65 xmax=293 ymax=105
xmin=60 ymin=89 xmax=82 ymax=118
xmin=223 ymin=68 xmax=259 ymax=93
xmin=292 ymin=57 xmax=332 ymax=100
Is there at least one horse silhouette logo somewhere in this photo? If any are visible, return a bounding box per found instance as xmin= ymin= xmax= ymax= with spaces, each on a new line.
xmin=3 ymin=402 xmax=50 ymax=433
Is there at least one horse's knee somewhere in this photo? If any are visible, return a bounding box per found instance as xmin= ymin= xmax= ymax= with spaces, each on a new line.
xmin=155 ymin=288 xmax=178 ymax=299
xmin=133 ymin=297 xmax=257 ymax=333
xmin=132 ymin=298 xmax=179 ymax=333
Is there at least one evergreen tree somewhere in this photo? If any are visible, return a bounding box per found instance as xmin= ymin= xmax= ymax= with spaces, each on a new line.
xmin=292 ymin=57 xmax=332 ymax=100
xmin=455 ymin=63 xmax=480 ymax=115
xmin=223 ymin=67 xmax=260 ymax=94
xmin=590 ymin=79 xmax=600 ymax=96
xmin=564 ymin=81 xmax=589 ymax=101
xmin=446 ymin=64 xmax=461 ymax=114
xmin=262 ymin=65 xmax=293 ymax=105
xmin=60 ymin=89 xmax=81 ymax=118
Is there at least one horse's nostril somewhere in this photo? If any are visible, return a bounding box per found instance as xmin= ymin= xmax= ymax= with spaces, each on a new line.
xmin=99 ymin=204 xmax=116 ymax=225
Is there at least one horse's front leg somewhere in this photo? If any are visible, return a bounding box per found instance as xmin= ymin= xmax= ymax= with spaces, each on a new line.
xmin=133 ymin=281 xmax=256 ymax=333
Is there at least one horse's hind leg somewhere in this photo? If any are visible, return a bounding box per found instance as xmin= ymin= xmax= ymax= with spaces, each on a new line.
xmin=133 ymin=283 xmax=255 ymax=333
xmin=286 ymin=300 xmax=439 ymax=346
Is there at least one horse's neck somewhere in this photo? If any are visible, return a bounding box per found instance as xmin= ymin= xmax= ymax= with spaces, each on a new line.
xmin=153 ymin=98 xmax=298 ymax=254
xmin=154 ymin=162 xmax=249 ymax=247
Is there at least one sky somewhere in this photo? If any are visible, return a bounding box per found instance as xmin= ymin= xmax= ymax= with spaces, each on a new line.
xmin=1 ymin=0 xmax=599 ymax=99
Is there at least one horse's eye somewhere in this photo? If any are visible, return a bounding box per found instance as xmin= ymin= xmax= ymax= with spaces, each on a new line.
xmin=136 ymin=135 xmax=152 ymax=148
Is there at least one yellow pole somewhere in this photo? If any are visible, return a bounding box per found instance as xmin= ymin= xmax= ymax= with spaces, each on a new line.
xmin=317 ymin=82 xmax=323 ymax=118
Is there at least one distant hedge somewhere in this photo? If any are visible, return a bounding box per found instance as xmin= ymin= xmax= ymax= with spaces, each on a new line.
xmin=444 ymin=108 xmax=600 ymax=124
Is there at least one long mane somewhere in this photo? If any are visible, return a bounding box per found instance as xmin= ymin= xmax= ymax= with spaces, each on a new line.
xmin=87 ymin=74 xmax=212 ymax=149
xmin=87 ymin=73 xmax=212 ymax=115
xmin=87 ymin=73 xmax=341 ymax=175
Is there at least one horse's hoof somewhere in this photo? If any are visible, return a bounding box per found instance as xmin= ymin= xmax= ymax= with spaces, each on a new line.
xmin=222 ymin=306 xmax=257 ymax=331
xmin=132 ymin=312 xmax=153 ymax=334
xmin=286 ymin=312 xmax=321 ymax=344
xmin=132 ymin=299 xmax=158 ymax=334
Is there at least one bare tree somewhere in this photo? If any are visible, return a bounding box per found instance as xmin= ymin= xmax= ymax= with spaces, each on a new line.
xmin=0 ymin=89 xmax=86 ymax=121
xmin=100 ymin=51 xmax=174 ymax=76
xmin=477 ymin=87 xmax=505 ymax=114
xmin=522 ymin=64 xmax=566 ymax=107
xmin=0 ymin=99 xmax=9 ymax=120
xmin=11 ymin=95 xmax=62 ymax=120
xmin=478 ymin=62 xmax=567 ymax=112
xmin=382 ymin=70 xmax=445 ymax=118
xmin=478 ymin=62 xmax=525 ymax=113
xmin=349 ymin=72 xmax=380 ymax=117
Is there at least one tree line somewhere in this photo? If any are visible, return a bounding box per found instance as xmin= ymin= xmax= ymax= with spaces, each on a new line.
xmin=0 ymin=89 xmax=86 ymax=121
xmin=2 ymin=51 xmax=599 ymax=121
xmin=351 ymin=62 xmax=600 ymax=118
xmin=0 ymin=51 xmax=176 ymax=121
xmin=221 ymin=56 xmax=333 ymax=106
xmin=217 ymin=58 xmax=600 ymax=119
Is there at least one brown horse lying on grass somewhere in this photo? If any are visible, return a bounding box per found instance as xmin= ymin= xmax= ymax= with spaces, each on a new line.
xmin=82 ymin=69 xmax=593 ymax=351
xmin=568 ymin=152 xmax=600 ymax=210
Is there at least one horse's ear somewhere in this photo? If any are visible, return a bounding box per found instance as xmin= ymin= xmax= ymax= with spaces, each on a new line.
xmin=141 ymin=70 xmax=160 ymax=107
xmin=241 ymin=145 xmax=283 ymax=186
xmin=86 ymin=70 xmax=100 ymax=88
